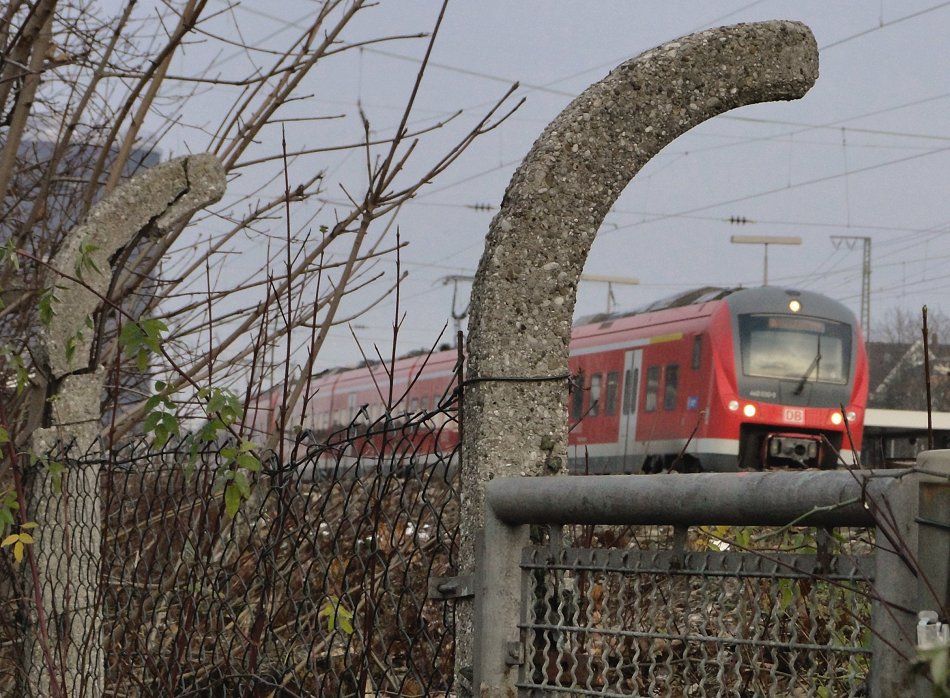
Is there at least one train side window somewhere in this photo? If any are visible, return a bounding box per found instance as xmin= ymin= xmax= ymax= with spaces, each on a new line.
xmin=692 ymin=335 xmax=702 ymax=370
xmin=571 ymin=370 xmax=585 ymax=421
xmin=604 ymin=372 xmax=619 ymax=416
xmin=622 ymin=368 xmax=639 ymax=415
xmin=645 ymin=366 xmax=660 ymax=412
xmin=589 ymin=374 xmax=602 ymax=416
xmin=664 ymin=364 xmax=679 ymax=410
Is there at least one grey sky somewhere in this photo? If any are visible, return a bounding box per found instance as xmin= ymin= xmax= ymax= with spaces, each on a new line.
xmin=163 ymin=1 xmax=950 ymax=371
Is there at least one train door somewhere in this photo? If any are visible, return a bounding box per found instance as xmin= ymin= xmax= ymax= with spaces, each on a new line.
xmin=619 ymin=349 xmax=643 ymax=472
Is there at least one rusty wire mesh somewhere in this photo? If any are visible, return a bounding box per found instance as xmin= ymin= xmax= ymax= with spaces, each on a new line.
xmin=521 ymin=526 xmax=875 ymax=697
xmin=0 ymin=393 xmax=891 ymax=698
xmin=1 ymin=402 xmax=461 ymax=697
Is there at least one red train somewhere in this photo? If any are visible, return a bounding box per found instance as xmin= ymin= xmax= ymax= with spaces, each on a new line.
xmin=566 ymin=286 xmax=867 ymax=472
xmin=257 ymin=286 xmax=868 ymax=473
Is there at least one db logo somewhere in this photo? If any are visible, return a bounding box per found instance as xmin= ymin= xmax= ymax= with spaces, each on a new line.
xmin=783 ymin=408 xmax=805 ymax=424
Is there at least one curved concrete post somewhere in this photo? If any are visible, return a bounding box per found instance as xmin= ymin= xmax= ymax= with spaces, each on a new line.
xmin=22 ymin=154 xmax=225 ymax=698
xmin=40 ymin=152 xmax=226 ymax=381
xmin=458 ymin=21 xmax=818 ymax=694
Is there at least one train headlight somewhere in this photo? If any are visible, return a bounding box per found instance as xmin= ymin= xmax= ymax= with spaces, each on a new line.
xmin=728 ymin=400 xmax=740 ymax=412
xmin=742 ymin=404 xmax=757 ymax=418
xmin=788 ymin=299 xmax=802 ymax=313
xmin=830 ymin=412 xmax=843 ymax=425
xmin=846 ymin=410 xmax=857 ymax=422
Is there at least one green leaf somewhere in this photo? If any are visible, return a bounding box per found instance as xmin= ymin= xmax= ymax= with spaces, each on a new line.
xmin=0 ymin=490 xmax=16 ymax=530
xmin=46 ymin=461 xmax=65 ymax=494
xmin=337 ymin=606 xmax=354 ymax=634
xmin=13 ymin=355 xmax=28 ymax=395
xmin=119 ymin=319 xmax=168 ymax=371
xmin=233 ymin=470 xmax=251 ymax=498
xmin=156 ymin=414 xmax=180 ymax=449
xmin=320 ymin=596 xmax=354 ymax=635
xmin=119 ymin=322 xmax=144 ymax=350
xmin=778 ymin=580 xmax=794 ymax=611
xmin=0 ymin=427 xmax=9 ymax=446
xmin=38 ymin=288 xmax=58 ymax=325
xmin=197 ymin=422 xmax=218 ymax=444
xmin=199 ymin=387 xmax=242 ymax=427
xmin=143 ymin=412 xmax=162 ymax=433
xmin=224 ymin=482 xmax=241 ymax=518
xmin=237 ymin=453 xmax=261 ymax=472
xmin=74 ymin=241 xmax=101 ymax=279
xmin=0 ymin=238 xmax=19 ymax=270
xmin=65 ymin=333 xmax=80 ymax=364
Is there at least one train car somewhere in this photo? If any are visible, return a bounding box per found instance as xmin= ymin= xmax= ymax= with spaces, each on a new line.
xmin=567 ymin=286 xmax=868 ymax=473
xmin=256 ymin=286 xmax=868 ymax=473
xmin=250 ymin=347 xmax=462 ymax=457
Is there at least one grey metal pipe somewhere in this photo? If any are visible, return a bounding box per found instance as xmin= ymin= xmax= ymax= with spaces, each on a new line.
xmin=486 ymin=470 xmax=907 ymax=527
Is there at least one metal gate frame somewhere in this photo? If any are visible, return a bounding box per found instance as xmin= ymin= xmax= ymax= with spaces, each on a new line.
xmin=471 ymin=459 xmax=950 ymax=697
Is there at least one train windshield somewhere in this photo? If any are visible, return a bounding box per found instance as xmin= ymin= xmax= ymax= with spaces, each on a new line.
xmin=738 ymin=314 xmax=851 ymax=385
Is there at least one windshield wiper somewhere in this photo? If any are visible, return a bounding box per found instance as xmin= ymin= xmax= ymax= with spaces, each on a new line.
xmin=793 ymin=349 xmax=821 ymax=395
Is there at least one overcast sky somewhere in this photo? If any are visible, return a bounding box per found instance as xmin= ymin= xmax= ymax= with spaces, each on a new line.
xmin=164 ymin=1 xmax=950 ymax=371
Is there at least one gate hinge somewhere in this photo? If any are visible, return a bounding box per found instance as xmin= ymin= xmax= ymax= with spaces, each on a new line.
xmin=428 ymin=575 xmax=474 ymax=600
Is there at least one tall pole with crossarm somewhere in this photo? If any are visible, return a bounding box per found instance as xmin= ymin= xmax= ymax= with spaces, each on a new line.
xmin=730 ymin=235 xmax=802 ymax=286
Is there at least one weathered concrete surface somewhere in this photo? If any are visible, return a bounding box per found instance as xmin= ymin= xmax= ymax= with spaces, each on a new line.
xmin=41 ymin=153 xmax=225 ymax=379
xmin=458 ymin=21 xmax=818 ymax=695
xmin=868 ymin=450 xmax=950 ymax=698
xmin=21 ymin=154 xmax=225 ymax=698
xmin=27 ymin=371 xmax=104 ymax=698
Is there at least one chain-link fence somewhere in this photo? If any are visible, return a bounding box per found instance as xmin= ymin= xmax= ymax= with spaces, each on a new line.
xmin=3 ymin=405 xmax=944 ymax=697
xmin=1 ymin=403 xmax=461 ymax=697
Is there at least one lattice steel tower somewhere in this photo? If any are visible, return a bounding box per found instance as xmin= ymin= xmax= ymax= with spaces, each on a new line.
xmin=831 ymin=236 xmax=871 ymax=343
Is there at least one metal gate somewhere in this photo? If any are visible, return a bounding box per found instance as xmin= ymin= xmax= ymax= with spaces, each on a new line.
xmin=470 ymin=463 xmax=950 ymax=697
xmin=520 ymin=539 xmax=873 ymax=696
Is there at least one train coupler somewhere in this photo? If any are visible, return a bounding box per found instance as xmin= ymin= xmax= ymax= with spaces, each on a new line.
xmin=766 ymin=432 xmax=821 ymax=467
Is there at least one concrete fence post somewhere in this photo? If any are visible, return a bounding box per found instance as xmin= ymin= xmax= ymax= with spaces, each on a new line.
xmin=458 ymin=21 xmax=819 ymax=696
xmin=869 ymin=451 xmax=950 ymax=697
xmin=21 ymin=154 xmax=225 ymax=698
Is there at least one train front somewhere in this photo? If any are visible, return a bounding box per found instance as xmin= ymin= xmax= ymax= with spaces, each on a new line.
xmin=712 ymin=287 xmax=868 ymax=469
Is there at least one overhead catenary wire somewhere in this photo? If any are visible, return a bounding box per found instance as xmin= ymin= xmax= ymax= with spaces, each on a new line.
xmin=189 ymin=2 xmax=950 ymax=354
